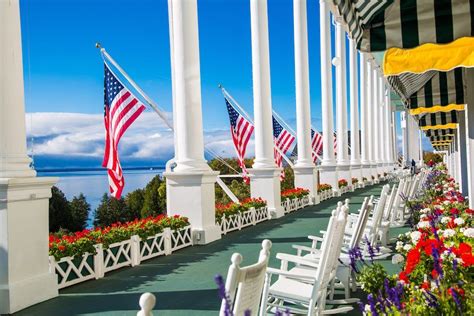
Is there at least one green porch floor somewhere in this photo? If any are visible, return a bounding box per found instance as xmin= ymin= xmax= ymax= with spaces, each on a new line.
xmin=16 ymin=183 xmax=407 ymax=316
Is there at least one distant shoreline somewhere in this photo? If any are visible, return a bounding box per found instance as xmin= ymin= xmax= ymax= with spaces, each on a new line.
xmin=36 ymin=166 xmax=166 ymax=173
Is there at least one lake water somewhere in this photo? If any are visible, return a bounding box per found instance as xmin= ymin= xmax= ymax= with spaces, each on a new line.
xmin=37 ymin=169 xmax=164 ymax=227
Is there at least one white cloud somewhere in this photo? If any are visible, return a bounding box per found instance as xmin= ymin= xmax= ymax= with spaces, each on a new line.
xmin=25 ymin=112 xmax=247 ymax=161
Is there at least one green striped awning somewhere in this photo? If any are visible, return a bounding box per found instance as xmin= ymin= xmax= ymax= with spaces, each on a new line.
xmin=386 ymin=68 xmax=466 ymax=110
xmin=425 ymin=128 xmax=456 ymax=137
xmin=429 ymin=135 xmax=454 ymax=142
xmin=433 ymin=145 xmax=450 ymax=151
xmin=330 ymin=0 xmax=474 ymax=52
xmin=417 ymin=110 xmax=458 ymax=128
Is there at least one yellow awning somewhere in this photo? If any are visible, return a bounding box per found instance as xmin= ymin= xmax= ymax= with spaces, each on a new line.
xmin=409 ymin=104 xmax=465 ymax=116
xmin=384 ymin=37 xmax=474 ymax=76
xmin=431 ymin=141 xmax=453 ymax=146
xmin=421 ymin=123 xmax=458 ymax=131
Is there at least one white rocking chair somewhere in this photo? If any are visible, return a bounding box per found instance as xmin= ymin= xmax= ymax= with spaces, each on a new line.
xmin=260 ymin=204 xmax=352 ymax=315
xmin=220 ymin=239 xmax=272 ymax=316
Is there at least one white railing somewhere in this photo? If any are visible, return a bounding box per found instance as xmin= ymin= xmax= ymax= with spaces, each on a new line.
xmin=338 ymin=186 xmax=351 ymax=195
xmin=49 ymin=226 xmax=193 ymax=289
xmin=281 ymin=196 xmax=310 ymax=214
xmin=220 ymin=206 xmax=269 ymax=235
xmin=319 ymin=190 xmax=333 ymax=201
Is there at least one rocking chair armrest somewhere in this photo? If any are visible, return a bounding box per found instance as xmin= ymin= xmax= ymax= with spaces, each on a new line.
xmin=292 ymin=244 xmax=320 ymax=254
xmin=275 ymin=253 xmax=319 ymax=268
xmin=266 ymin=267 xmax=317 ymax=282
xmin=307 ymin=235 xmax=324 ymax=242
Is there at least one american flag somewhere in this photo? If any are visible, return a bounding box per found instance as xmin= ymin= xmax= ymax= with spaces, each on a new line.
xmin=272 ymin=116 xmax=295 ymax=180
xmin=225 ymin=97 xmax=254 ymax=183
xmin=311 ymin=129 xmax=323 ymax=162
xmin=102 ymin=64 xmax=145 ymax=198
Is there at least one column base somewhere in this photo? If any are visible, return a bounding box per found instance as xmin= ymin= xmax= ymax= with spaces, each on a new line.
xmin=164 ymin=170 xmax=222 ymax=245
xmin=293 ymin=165 xmax=319 ymax=205
xmin=319 ymin=164 xmax=339 ymax=194
xmin=249 ymin=168 xmax=285 ymax=218
xmin=0 ymin=177 xmax=59 ymax=314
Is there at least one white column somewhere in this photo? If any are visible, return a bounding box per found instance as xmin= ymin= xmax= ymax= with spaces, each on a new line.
xmin=248 ymin=0 xmax=284 ymax=217
xmin=318 ymin=0 xmax=338 ymax=191
xmin=366 ymin=59 xmax=376 ymax=180
xmin=464 ymin=88 xmax=474 ymax=207
xmin=384 ymin=89 xmax=393 ymax=169
xmin=0 ymin=1 xmax=58 ymax=313
xmin=334 ymin=23 xmax=351 ymax=189
xmin=165 ymin=0 xmax=221 ymax=244
xmin=457 ymin=113 xmax=468 ymax=195
xmin=392 ymin=111 xmax=398 ymax=164
xmin=293 ymin=0 xmax=319 ymax=204
xmin=373 ymin=70 xmax=382 ymax=176
xmin=359 ymin=53 xmax=370 ymax=182
xmin=349 ymin=40 xmax=362 ymax=185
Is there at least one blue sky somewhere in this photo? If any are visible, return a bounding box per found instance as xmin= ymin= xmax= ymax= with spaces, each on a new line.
xmin=19 ymin=0 xmax=419 ymax=169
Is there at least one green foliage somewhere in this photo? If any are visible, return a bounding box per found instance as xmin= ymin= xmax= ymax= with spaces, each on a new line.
xmin=141 ymin=175 xmax=166 ymax=217
xmin=49 ymin=187 xmax=90 ymax=233
xmin=424 ymin=152 xmax=443 ymax=164
xmin=69 ymin=194 xmax=90 ymax=231
xmin=93 ymin=194 xmax=137 ymax=228
xmin=357 ymin=263 xmax=393 ymax=295
xmin=125 ymin=189 xmax=145 ymax=216
xmin=49 ymin=186 xmax=73 ymax=232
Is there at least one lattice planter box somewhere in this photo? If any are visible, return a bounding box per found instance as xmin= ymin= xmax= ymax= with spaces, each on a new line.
xmin=139 ymin=229 xmax=171 ymax=262
xmin=300 ymin=195 xmax=310 ymax=207
xmin=282 ymin=199 xmax=290 ymax=213
xmin=220 ymin=207 xmax=269 ymax=234
xmin=49 ymin=252 xmax=97 ymax=289
xmin=254 ymin=206 xmax=269 ymax=223
xmin=319 ymin=190 xmax=332 ymax=201
xmin=338 ymin=186 xmax=350 ymax=195
xmin=102 ymin=239 xmax=134 ymax=274
xmin=171 ymin=226 xmax=193 ymax=252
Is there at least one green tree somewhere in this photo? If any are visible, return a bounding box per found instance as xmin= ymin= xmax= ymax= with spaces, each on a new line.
xmin=49 ymin=186 xmax=73 ymax=232
xmin=69 ymin=193 xmax=90 ymax=231
xmin=141 ymin=175 xmax=166 ymax=217
xmin=93 ymin=194 xmax=132 ymax=227
xmin=125 ymin=189 xmax=145 ymax=218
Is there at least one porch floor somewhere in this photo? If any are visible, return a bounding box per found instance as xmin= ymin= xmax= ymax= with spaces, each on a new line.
xmin=16 ymin=183 xmax=408 ymax=316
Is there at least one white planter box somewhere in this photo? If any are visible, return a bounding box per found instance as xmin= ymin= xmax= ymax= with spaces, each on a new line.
xmin=220 ymin=206 xmax=269 ymax=235
xmin=49 ymin=225 xmax=193 ymax=290
xmin=171 ymin=226 xmax=193 ymax=252
xmin=49 ymin=252 xmax=97 ymax=289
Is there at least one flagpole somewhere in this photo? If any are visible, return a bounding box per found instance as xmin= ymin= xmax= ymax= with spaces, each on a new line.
xmin=96 ymin=43 xmax=173 ymax=131
xmin=96 ymin=44 xmax=242 ymax=175
xmin=219 ymin=85 xmax=295 ymax=168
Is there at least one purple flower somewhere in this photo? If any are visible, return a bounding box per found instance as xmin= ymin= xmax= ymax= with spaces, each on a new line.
xmin=215 ymin=274 xmax=233 ymax=316
xmin=367 ymin=294 xmax=379 ymax=316
xmin=364 ymin=236 xmax=376 ymax=263
xmin=450 ymin=288 xmax=463 ymax=315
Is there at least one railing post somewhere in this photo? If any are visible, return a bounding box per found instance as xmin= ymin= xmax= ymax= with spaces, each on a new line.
xmin=94 ymin=244 xmax=104 ymax=279
xmin=131 ymin=235 xmax=141 ymax=267
xmin=164 ymin=228 xmax=172 ymax=255
xmin=238 ymin=213 xmax=242 ymax=230
xmin=251 ymin=207 xmax=256 ymax=225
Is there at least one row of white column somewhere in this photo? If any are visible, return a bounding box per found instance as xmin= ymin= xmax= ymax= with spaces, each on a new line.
xmin=319 ymin=1 xmax=396 ymax=191
xmin=0 ymin=0 xmax=400 ymax=312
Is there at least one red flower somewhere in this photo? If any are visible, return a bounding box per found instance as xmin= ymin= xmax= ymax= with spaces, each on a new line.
xmin=58 ymin=245 xmax=66 ymax=252
xmin=431 ymin=269 xmax=439 ymax=279
xmin=399 ymin=271 xmax=409 ymax=283
xmin=461 ymin=253 xmax=474 ymax=267
xmin=421 ymin=281 xmax=430 ymax=290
